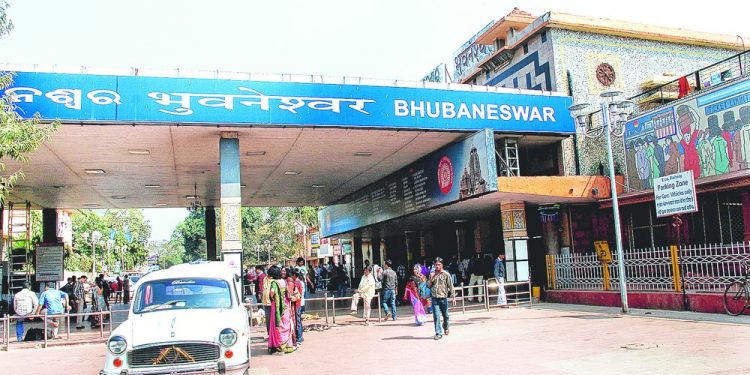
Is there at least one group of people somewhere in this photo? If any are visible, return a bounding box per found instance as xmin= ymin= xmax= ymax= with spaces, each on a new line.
xmin=249 ymin=257 xmax=311 ymax=355
xmin=349 ymin=253 xmax=507 ymax=340
xmin=11 ymin=273 xmax=132 ymax=341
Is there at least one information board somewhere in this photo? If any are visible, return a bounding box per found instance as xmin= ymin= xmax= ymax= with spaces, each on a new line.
xmin=319 ymin=129 xmax=498 ymax=237
xmin=654 ymin=170 xmax=699 ymax=217
xmin=35 ymin=244 xmax=64 ymax=282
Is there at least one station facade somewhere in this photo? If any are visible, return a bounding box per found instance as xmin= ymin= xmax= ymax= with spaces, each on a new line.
xmin=319 ymin=8 xmax=748 ymax=296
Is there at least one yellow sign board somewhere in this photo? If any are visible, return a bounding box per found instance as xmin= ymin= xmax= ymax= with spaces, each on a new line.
xmin=594 ymin=241 xmax=612 ymax=263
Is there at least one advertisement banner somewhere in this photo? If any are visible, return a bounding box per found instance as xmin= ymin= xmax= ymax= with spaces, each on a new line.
xmin=36 ymin=244 xmax=64 ymax=282
xmin=624 ymin=77 xmax=750 ymax=190
xmin=3 ymin=71 xmax=574 ymax=134
xmin=319 ymin=129 xmax=498 ymax=237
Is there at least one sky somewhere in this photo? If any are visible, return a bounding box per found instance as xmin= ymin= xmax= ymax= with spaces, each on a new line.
xmin=1 ymin=0 xmax=748 ymax=241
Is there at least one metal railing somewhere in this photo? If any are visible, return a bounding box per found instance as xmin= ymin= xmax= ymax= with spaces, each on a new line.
xmin=628 ymin=50 xmax=750 ymax=115
xmin=547 ymin=242 xmax=750 ymax=293
xmin=246 ymin=280 xmax=533 ymax=329
xmin=1 ymin=308 xmax=113 ymax=351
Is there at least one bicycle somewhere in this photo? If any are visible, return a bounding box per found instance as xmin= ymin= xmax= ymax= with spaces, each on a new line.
xmin=723 ymin=261 xmax=750 ymax=316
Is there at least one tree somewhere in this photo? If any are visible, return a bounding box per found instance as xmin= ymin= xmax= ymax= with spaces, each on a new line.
xmin=149 ymin=240 xmax=184 ymax=269
xmin=169 ymin=206 xmax=321 ymax=265
xmin=1 ymin=2 xmax=59 ymax=203
xmin=0 ymin=0 xmax=12 ymax=38
xmin=70 ymin=209 xmax=152 ymax=272
xmin=171 ymin=209 xmax=207 ymax=262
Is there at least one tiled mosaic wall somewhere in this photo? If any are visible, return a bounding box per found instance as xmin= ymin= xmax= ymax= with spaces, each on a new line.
xmin=549 ymin=28 xmax=736 ymax=178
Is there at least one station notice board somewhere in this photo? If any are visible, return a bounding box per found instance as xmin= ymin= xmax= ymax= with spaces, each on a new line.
xmin=36 ymin=244 xmax=64 ymax=282
xmin=653 ymin=170 xmax=698 ymax=218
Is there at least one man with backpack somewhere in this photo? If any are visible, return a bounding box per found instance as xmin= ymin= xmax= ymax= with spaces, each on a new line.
xmin=13 ymin=282 xmax=38 ymax=342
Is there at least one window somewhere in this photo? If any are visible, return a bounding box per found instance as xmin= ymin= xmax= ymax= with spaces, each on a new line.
xmin=134 ymin=278 xmax=232 ymax=313
xmin=513 ymin=77 xmax=519 ymax=88
xmin=504 ymin=240 xmax=529 ymax=281
xmin=523 ymin=43 xmax=528 ymax=54
xmin=541 ymin=31 xmax=547 ymax=43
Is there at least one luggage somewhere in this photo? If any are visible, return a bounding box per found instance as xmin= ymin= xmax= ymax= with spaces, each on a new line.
xmin=24 ymin=328 xmax=45 ymax=341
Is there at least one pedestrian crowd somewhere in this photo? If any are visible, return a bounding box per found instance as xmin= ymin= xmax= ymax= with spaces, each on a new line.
xmin=11 ymin=273 xmax=134 ymax=342
xmin=247 ymin=253 xmax=508 ymax=352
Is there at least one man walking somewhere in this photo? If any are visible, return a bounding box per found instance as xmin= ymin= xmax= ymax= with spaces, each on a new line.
xmin=428 ymin=257 xmax=456 ymax=340
xmin=13 ymin=282 xmax=38 ymax=342
xmin=494 ymin=254 xmax=508 ymax=307
xmin=468 ymin=254 xmax=484 ymax=302
xmin=37 ymin=282 xmax=70 ymax=339
xmin=381 ymin=260 xmax=398 ymax=321
xmin=73 ymin=275 xmax=86 ymax=328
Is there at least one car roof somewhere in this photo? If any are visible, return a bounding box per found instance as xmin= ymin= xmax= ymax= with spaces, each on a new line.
xmin=137 ymin=262 xmax=236 ymax=284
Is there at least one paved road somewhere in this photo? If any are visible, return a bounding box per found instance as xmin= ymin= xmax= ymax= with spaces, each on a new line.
xmin=2 ymin=303 xmax=749 ymax=375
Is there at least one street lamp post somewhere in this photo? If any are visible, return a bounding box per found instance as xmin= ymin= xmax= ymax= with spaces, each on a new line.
xmin=264 ymin=240 xmax=271 ymax=265
xmin=569 ymin=90 xmax=634 ymax=314
xmin=82 ymin=231 xmax=102 ymax=276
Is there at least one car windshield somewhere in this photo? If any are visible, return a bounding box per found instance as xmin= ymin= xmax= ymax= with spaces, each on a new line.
xmin=133 ymin=278 xmax=232 ymax=313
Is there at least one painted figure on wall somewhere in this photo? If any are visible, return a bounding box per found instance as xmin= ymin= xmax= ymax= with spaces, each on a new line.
xmin=676 ymin=104 xmax=702 ymax=178
xmin=709 ymin=115 xmax=730 ymax=175
xmin=625 ymin=141 xmax=643 ymax=191
xmin=664 ymin=136 xmax=681 ymax=176
xmin=739 ymin=106 xmax=750 ymax=170
xmin=698 ymin=128 xmax=716 ymax=177
xmin=635 ymin=139 xmax=652 ymax=189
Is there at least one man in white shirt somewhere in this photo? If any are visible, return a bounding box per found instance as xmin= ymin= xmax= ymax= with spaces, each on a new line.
xmin=13 ymin=282 xmax=39 ymax=342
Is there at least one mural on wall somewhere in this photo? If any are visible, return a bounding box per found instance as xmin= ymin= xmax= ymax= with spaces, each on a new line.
xmin=624 ymin=78 xmax=750 ymax=190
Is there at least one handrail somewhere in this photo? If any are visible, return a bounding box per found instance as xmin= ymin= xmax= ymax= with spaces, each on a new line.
xmin=2 ymin=309 xmax=113 ymax=351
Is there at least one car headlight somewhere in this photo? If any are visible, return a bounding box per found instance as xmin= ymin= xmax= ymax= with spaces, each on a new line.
xmin=219 ymin=328 xmax=237 ymax=347
xmin=108 ymin=336 xmax=127 ymax=355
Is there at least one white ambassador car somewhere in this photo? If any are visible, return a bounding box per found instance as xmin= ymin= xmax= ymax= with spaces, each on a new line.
xmin=101 ymin=262 xmax=251 ymax=375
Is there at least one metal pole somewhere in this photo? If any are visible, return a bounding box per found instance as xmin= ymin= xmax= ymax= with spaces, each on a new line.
xmin=528 ymin=279 xmax=533 ymax=305
xmin=484 ymin=280 xmax=490 ymax=311
xmin=66 ymin=313 xmax=70 ymax=341
xmin=460 ymin=283 xmax=466 ymax=314
xmin=108 ymin=306 xmax=113 ymax=335
xmin=602 ymin=100 xmax=629 ymax=314
xmin=43 ymin=311 xmax=48 ymax=348
xmin=331 ymin=297 xmax=336 ymax=325
xmin=99 ymin=312 xmax=104 ymax=337
xmin=377 ymin=293 xmax=382 ymax=323
xmin=324 ymin=292 xmax=329 ymax=325
xmin=92 ymin=239 xmax=96 ymax=276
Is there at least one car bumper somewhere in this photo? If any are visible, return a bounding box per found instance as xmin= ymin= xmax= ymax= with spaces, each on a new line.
xmin=100 ymin=360 xmax=248 ymax=375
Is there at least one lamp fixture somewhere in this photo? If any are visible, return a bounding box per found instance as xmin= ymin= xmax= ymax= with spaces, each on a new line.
xmin=245 ymin=151 xmax=266 ymax=156
xmin=144 ymin=184 xmax=161 ymax=188
xmin=354 ymin=152 xmax=372 ymax=157
xmin=187 ymin=183 xmax=203 ymax=212
xmin=155 ymin=203 xmax=167 ymax=207
xmin=84 ymin=169 xmax=106 ymax=174
xmin=311 ymin=184 xmax=326 ymax=188
xmin=128 ymin=149 xmax=150 ymax=155
xmin=284 ymin=171 xmax=301 ymax=175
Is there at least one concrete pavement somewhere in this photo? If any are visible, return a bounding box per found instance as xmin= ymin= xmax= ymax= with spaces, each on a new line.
xmin=1 ymin=303 xmax=749 ymax=374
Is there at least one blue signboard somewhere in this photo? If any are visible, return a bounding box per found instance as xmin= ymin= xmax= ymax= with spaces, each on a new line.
xmin=318 ymin=129 xmax=498 ymax=237
xmin=3 ymin=71 xmax=574 ymax=133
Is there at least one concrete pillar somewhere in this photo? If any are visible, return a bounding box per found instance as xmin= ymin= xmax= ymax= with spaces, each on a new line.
xmin=42 ymin=208 xmax=58 ymax=244
xmin=205 ymin=206 xmax=217 ymax=261
xmin=220 ymin=133 xmax=242 ymax=276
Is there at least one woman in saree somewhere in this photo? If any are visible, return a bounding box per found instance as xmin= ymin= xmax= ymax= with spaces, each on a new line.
xmin=267 ymin=266 xmax=296 ymax=354
xmin=403 ymin=265 xmax=430 ymax=325
xmin=285 ymin=267 xmax=301 ymax=348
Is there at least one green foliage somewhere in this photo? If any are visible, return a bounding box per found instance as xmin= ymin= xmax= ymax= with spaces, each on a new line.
xmin=0 ymin=73 xmax=60 ymax=204
xmin=170 ymin=209 xmax=208 ymax=262
xmin=169 ymin=206 xmax=321 ymax=266
xmin=0 ymin=0 xmax=13 ymax=38
xmin=71 ymin=209 xmax=151 ymax=273
xmin=149 ymin=240 xmax=185 ymax=269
